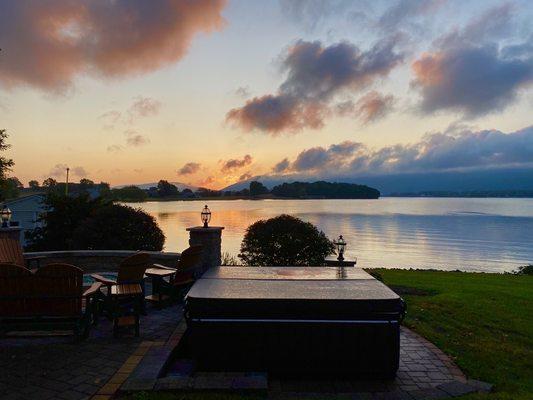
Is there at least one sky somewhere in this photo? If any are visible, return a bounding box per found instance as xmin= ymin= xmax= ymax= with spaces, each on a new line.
xmin=1 ymin=0 xmax=532 ymax=190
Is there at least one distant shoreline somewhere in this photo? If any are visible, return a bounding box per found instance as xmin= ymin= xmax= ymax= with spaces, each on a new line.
xmin=120 ymin=194 xmax=533 ymax=203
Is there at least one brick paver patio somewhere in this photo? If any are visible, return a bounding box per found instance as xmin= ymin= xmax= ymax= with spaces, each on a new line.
xmin=0 ymin=304 xmax=182 ymax=400
xmin=1 ymin=303 xmax=489 ymax=400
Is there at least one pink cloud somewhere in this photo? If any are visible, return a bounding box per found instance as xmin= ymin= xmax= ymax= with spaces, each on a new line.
xmin=0 ymin=0 xmax=227 ymax=92
xmin=336 ymin=91 xmax=395 ymax=124
xmin=221 ymin=154 xmax=253 ymax=173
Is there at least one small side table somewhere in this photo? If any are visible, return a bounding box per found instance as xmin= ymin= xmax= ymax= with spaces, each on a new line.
xmin=325 ymin=258 xmax=357 ymax=267
xmin=110 ymin=283 xmax=143 ymax=337
xmin=145 ymin=267 xmax=176 ymax=307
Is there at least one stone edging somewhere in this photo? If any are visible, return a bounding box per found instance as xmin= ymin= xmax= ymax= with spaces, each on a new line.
xmin=23 ymin=250 xmax=182 ymax=273
xmin=24 ymin=250 xmax=181 ymax=259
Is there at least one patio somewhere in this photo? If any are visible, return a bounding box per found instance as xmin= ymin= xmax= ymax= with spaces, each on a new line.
xmin=0 ymin=299 xmax=491 ymax=400
xmin=0 ymin=302 xmax=181 ymax=400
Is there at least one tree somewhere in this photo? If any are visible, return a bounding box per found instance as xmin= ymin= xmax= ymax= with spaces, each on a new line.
xmin=157 ymin=180 xmax=179 ymax=197
xmin=0 ymin=129 xmax=15 ymax=201
xmin=25 ymin=193 xmax=164 ymax=251
xmin=25 ymin=193 xmax=103 ymax=250
xmin=249 ymin=181 xmax=269 ymax=197
xmin=239 ymin=214 xmax=334 ymax=266
xmin=72 ymin=204 xmax=165 ymax=251
xmin=28 ymin=180 xmax=40 ymax=190
xmin=111 ymin=185 xmax=148 ymax=202
xmin=79 ymin=178 xmax=94 ymax=187
xmin=42 ymin=177 xmax=57 ymax=188
xmin=1 ymin=177 xmax=23 ymax=199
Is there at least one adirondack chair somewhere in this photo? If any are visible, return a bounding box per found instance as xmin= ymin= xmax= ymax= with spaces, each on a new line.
xmin=155 ymin=245 xmax=204 ymax=301
xmin=90 ymin=252 xmax=150 ymax=294
xmin=91 ymin=252 xmax=150 ymax=336
xmin=0 ymin=235 xmax=44 ymax=268
xmin=0 ymin=263 xmax=101 ymax=339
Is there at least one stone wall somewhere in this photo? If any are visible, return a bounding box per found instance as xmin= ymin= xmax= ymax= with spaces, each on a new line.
xmin=24 ymin=250 xmax=181 ymax=274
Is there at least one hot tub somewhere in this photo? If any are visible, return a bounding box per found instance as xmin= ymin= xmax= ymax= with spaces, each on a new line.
xmin=185 ymin=267 xmax=405 ymax=377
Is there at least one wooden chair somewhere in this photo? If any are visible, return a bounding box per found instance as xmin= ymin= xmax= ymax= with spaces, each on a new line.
xmin=156 ymin=245 xmax=204 ymax=301
xmin=91 ymin=252 xmax=150 ymax=293
xmin=0 ymin=236 xmax=43 ymax=269
xmin=0 ymin=263 xmax=101 ymax=339
xmin=91 ymin=252 xmax=150 ymax=336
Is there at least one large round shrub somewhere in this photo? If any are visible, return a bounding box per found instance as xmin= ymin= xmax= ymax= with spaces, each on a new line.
xmin=72 ymin=204 xmax=165 ymax=251
xmin=239 ymin=214 xmax=334 ymax=266
xmin=25 ymin=194 xmax=165 ymax=251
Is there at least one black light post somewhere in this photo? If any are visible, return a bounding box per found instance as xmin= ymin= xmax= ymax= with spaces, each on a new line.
xmin=1 ymin=205 xmax=12 ymax=228
xmin=334 ymin=235 xmax=347 ymax=262
xmin=201 ymin=205 xmax=211 ymax=228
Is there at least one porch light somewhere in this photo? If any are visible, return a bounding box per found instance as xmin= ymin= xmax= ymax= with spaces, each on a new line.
xmin=1 ymin=205 xmax=12 ymax=228
xmin=201 ymin=205 xmax=211 ymax=228
xmin=334 ymin=235 xmax=347 ymax=261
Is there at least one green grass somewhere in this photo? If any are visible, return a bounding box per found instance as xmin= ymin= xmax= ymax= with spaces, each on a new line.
xmin=128 ymin=270 xmax=532 ymax=400
xmin=375 ymin=269 xmax=533 ymax=400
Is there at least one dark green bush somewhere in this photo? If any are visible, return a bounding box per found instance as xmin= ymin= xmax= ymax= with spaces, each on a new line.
xmin=513 ymin=265 xmax=533 ymax=275
xmin=72 ymin=204 xmax=164 ymax=250
xmin=239 ymin=214 xmax=334 ymax=266
xmin=25 ymin=193 xmax=164 ymax=251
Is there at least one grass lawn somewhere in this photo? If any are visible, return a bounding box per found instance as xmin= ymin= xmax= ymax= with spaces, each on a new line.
xmin=129 ymin=270 xmax=532 ymax=400
xmin=375 ymin=269 xmax=533 ymax=400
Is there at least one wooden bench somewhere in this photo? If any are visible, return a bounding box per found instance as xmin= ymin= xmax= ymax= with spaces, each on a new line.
xmin=0 ymin=263 xmax=101 ymax=339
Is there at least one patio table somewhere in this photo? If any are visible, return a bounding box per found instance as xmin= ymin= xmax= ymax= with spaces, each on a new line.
xmin=145 ymin=267 xmax=176 ymax=307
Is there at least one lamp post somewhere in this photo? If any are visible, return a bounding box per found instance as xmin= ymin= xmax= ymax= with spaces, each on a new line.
xmin=1 ymin=205 xmax=12 ymax=228
xmin=201 ymin=205 xmax=211 ymax=228
xmin=334 ymin=235 xmax=347 ymax=262
xmin=65 ymin=167 xmax=70 ymax=196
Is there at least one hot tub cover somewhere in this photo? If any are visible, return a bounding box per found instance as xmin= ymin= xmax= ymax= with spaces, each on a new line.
xmin=186 ymin=267 xmax=403 ymax=320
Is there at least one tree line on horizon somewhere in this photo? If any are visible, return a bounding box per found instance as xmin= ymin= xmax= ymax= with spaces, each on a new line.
xmin=111 ymin=180 xmax=380 ymax=201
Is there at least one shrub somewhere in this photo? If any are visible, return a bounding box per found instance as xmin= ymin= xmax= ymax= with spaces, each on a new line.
xmin=25 ymin=193 xmax=164 ymax=251
xmin=513 ymin=265 xmax=533 ymax=275
xmin=72 ymin=204 xmax=164 ymax=251
xmin=239 ymin=214 xmax=334 ymax=266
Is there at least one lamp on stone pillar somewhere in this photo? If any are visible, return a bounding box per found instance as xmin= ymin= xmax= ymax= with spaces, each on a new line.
xmin=1 ymin=205 xmax=12 ymax=228
xmin=201 ymin=205 xmax=211 ymax=228
xmin=0 ymin=204 xmax=22 ymax=247
xmin=186 ymin=205 xmax=224 ymax=274
xmin=334 ymin=235 xmax=347 ymax=262
xmin=325 ymin=235 xmax=356 ymax=267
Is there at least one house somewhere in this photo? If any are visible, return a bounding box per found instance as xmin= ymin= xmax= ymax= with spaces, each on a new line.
xmin=3 ymin=194 xmax=46 ymax=246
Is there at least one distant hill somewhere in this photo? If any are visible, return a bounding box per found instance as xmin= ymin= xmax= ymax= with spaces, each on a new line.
xmin=113 ymin=182 xmax=198 ymax=191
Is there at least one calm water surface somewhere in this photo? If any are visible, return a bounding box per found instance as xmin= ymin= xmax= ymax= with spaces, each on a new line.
xmin=127 ymin=198 xmax=533 ymax=273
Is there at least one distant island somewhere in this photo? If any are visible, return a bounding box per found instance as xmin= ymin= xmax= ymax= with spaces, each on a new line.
xmin=270 ymin=181 xmax=380 ymax=199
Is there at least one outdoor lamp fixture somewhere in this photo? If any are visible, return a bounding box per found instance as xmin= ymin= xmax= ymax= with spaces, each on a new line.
xmin=201 ymin=205 xmax=211 ymax=228
xmin=334 ymin=235 xmax=347 ymax=262
xmin=1 ymin=205 xmax=12 ymax=228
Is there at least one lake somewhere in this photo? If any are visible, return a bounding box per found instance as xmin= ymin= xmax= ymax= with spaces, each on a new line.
xmin=126 ymin=198 xmax=533 ymax=273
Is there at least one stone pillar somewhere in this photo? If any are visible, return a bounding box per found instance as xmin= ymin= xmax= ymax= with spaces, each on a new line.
xmin=186 ymin=226 xmax=224 ymax=273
